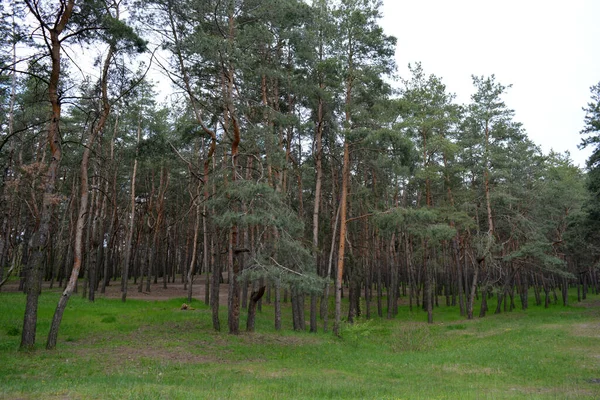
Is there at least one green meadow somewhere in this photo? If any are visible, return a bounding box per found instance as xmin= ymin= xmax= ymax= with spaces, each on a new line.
xmin=1 ymin=289 xmax=599 ymax=399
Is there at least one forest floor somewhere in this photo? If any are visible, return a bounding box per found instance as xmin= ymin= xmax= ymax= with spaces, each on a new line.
xmin=1 ymin=285 xmax=599 ymax=399
xmin=2 ymin=275 xmax=231 ymax=303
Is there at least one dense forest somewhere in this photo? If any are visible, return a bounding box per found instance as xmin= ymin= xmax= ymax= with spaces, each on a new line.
xmin=1 ymin=0 xmax=600 ymax=351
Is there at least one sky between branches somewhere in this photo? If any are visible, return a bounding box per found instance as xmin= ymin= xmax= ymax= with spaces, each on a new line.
xmin=94 ymin=0 xmax=599 ymax=168
xmin=381 ymin=0 xmax=600 ymax=167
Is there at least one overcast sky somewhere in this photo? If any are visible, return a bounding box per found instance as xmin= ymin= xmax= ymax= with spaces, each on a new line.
xmin=379 ymin=0 xmax=600 ymax=168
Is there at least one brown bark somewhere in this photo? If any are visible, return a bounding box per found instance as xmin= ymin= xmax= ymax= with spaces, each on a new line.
xmin=46 ymin=41 xmax=113 ymax=349
xmin=333 ymin=41 xmax=355 ymax=334
xmin=225 ymin=7 xmax=242 ymax=336
xmin=322 ymin=203 xmax=340 ymax=333
xmin=310 ymin=77 xmax=325 ymax=333
xmin=20 ymin=0 xmax=75 ymax=351
xmin=334 ymin=138 xmax=350 ymax=336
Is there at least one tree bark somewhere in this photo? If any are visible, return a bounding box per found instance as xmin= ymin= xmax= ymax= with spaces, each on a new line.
xmin=323 ymin=197 xmax=340 ymax=333
xmin=187 ymin=192 xmax=201 ymax=303
xmin=47 ymin=41 xmax=113 ymax=349
xmin=334 ymin=138 xmax=350 ymax=336
xmin=20 ymin=0 xmax=75 ymax=351
xmin=246 ymin=285 xmax=266 ymax=332
xmin=122 ymin=114 xmax=142 ymax=302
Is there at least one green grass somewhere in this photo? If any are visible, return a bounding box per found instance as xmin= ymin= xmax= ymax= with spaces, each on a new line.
xmin=1 ymin=288 xmax=599 ymax=399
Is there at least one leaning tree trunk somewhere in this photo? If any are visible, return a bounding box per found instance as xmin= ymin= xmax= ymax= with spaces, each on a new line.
xmin=20 ymin=0 xmax=74 ymax=351
xmin=46 ymin=44 xmax=113 ymax=350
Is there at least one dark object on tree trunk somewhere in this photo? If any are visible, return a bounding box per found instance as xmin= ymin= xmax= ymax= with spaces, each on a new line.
xmin=246 ymin=286 xmax=266 ymax=332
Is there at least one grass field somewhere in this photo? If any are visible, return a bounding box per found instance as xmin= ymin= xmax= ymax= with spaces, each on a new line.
xmin=1 ymin=287 xmax=599 ymax=399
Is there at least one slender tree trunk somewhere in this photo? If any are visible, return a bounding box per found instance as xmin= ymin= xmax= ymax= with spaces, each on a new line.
xmin=467 ymin=260 xmax=479 ymax=320
xmin=187 ymin=194 xmax=201 ymax=303
xmin=274 ymin=278 xmax=282 ymax=331
xmin=424 ymin=240 xmax=433 ymax=324
xmin=334 ymin=139 xmax=350 ymax=336
xmin=562 ymin=277 xmax=569 ymax=306
xmin=121 ymin=115 xmax=142 ymax=302
xmin=0 ymin=21 xmax=18 ymax=280
xmin=323 ymin=202 xmax=340 ymax=333
xmin=20 ymin=0 xmax=74 ymax=351
xmin=47 ymin=42 xmax=113 ymax=349
xmin=310 ymin=64 xmax=325 ymax=332
xmin=479 ymin=285 xmax=489 ymax=317
xmin=203 ymin=203 xmax=210 ymax=305
xmin=211 ymin=242 xmax=221 ymax=331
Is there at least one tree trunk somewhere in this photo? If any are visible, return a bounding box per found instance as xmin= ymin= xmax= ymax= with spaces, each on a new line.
xmin=246 ymin=285 xmax=266 ymax=332
xmin=211 ymin=246 xmax=221 ymax=332
xmin=121 ymin=115 xmax=142 ymax=302
xmin=274 ymin=278 xmax=282 ymax=331
xmin=467 ymin=262 xmax=479 ymax=320
xmin=479 ymin=286 xmax=489 ymax=317
xmin=334 ymin=139 xmax=350 ymax=336
xmin=20 ymin=0 xmax=74 ymax=351
xmin=187 ymin=191 xmax=201 ymax=303
xmin=46 ymin=43 xmax=113 ymax=349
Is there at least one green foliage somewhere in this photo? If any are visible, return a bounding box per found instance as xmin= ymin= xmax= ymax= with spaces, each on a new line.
xmin=504 ymin=242 xmax=571 ymax=277
xmin=101 ymin=14 xmax=147 ymax=52
xmin=210 ymin=181 xmax=301 ymax=234
xmin=374 ymin=207 xmax=456 ymax=242
xmin=580 ymin=81 xmax=600 ymax=169
xmin=570 ymin=82 xmax=600 ymax=266
xmin=209 ymin=179 xmax=323 ymax=292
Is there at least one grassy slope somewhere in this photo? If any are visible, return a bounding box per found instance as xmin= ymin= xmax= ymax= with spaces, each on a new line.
xmin=0 ymin=288 xmax=599 ymax=399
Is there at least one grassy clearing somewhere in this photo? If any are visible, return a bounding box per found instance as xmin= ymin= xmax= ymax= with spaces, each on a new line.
xmin=1 ymin=288 xmax=599 ymax=399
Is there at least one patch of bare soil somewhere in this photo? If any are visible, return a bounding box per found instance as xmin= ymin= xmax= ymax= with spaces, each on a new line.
xmin=435 ymin=363 xmax=503 ymax=376
xmin=236 ymin=332 xmax=322 ymax=347
xmin=570 ymin=322 xmax=600 ymax=338
xmin=504 ymin=386 xmax=596 ymax=398
xmin=578 ymin=298 xmax=600 ymax=308
xmin=64 ymin=341 xmax=226 ymax=371
xmin=1 ymin=275 xmax=231 ymax=304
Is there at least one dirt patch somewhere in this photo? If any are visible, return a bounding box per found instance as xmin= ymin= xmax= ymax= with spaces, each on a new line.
xmin=237 ymin=332 xmax=322 ymax=347
xmin=505 ymin=385 xmax=597 ymax=398
xmin=106 ymin=345 xmax=223 ymax=365
xmin=576 ymin=298 xmax=600 ymax=309
xmin=62 ymin=343 xmax=227 ymax=375
xmin=437 ymin=363 xmax=503 ymax=376
xmin=570 ymin=323 xmax=600 ymax=338
xmin=1 ymin=276 xmax=231 ymax=304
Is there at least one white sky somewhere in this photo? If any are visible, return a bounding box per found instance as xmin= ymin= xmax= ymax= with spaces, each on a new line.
xmin=380 ymin=0 xmax=600 ymax=168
